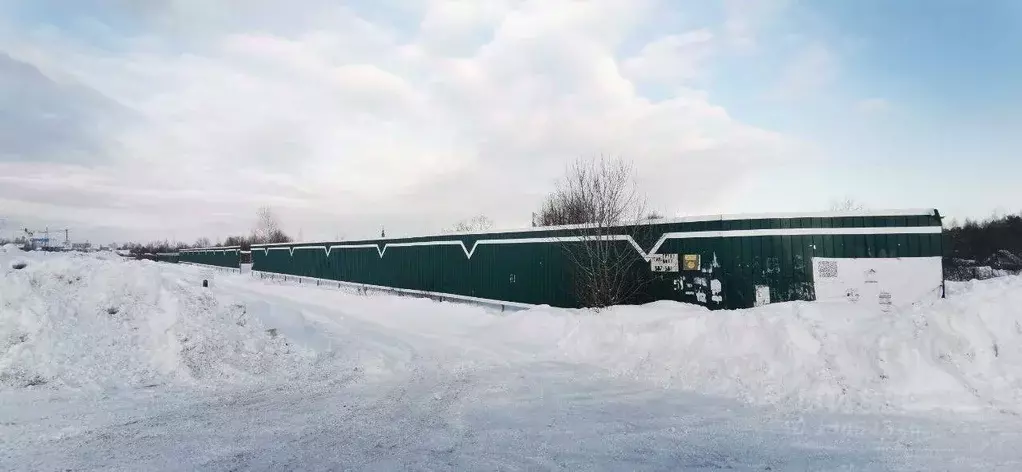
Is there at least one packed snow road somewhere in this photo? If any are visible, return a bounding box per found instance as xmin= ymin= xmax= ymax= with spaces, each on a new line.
xmin=2 ymin=248 xmax=1022 ymax=470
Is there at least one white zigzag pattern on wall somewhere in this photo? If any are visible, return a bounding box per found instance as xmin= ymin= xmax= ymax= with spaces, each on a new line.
xmin=255 ymin=226 xmax=942 ymax=261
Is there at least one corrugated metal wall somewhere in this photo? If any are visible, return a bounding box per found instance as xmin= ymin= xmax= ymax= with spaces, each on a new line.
xmin=245 ymin=210 xmax=944 ymax=309
xmin=154 ymin=253 xmax=179 ymax=264
xmin=179 ymin=247 xmax=241 ymax=268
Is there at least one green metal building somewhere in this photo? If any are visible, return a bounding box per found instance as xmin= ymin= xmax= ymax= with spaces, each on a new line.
xmin=154 ymin=252 xmax=180 ymax=264
xmin=178 ymin=246 xmax=241 ymax=269
xmin=226 ymin=209 xmax=945 ymax=310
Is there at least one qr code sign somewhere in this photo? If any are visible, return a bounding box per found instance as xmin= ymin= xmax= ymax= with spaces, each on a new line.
xmin=818 ymin=261 xmax=838 ymax=278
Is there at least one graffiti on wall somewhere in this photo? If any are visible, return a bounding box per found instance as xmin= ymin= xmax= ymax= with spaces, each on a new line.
xmin=669 ymin=252 xmax=724 ymax=307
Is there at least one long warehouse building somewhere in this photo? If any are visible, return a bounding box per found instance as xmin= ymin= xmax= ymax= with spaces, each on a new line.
xmin=179 ymin=209 xmax=945 ymax=310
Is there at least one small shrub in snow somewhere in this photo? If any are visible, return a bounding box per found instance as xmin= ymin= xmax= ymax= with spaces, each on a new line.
xmin=10 ymin=261 xmax=27 ymax=270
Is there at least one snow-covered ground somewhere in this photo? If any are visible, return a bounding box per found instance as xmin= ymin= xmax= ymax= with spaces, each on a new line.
xmin=2 ymin=248 xmax=1022 ymax=470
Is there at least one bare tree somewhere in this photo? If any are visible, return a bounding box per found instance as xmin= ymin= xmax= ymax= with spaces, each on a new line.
xmin=444 ymin=215 xmax=495 ymax=234
xmin=254 ymin=206 xmax=279 ymax=242
xmin=829 ymin=197 xmax=865 ymax=212
xmin=223 ymin=235 xmax=251 ymax=249
xmin=537 ymin=156 xmax=645 ymax=227
xmin=537 ymin=155 xmax=652 ymax=309
xmin=252 ymin=206 xmax=292 ymax=244
xmin=194 ymin=237 xmax=211 ymax=248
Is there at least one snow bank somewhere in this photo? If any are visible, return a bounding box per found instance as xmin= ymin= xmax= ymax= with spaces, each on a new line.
xmin=0 ymin=251 xmax=323 ymax=391
xmin=490 ymin=277 xmax=1022 ymax=414
xmin=7 ymin=247 xmax=1022 ymax=415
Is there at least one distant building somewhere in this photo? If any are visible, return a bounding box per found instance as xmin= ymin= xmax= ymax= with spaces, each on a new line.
xmin=192 ymin=209 xmax=946 ymax=310
xmin=29 ymin=237 xmax=49 ymax=250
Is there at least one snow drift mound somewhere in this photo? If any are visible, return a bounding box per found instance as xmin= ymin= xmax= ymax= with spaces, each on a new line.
xmin=497 ymin=276 xmax=1022 ymax=414
xmin=0 ymin=253 xmax=322 ymax=391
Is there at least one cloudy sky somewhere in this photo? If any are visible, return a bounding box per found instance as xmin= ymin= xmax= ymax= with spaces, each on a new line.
xmin=1 ymin=0 xmax=1020 ymax=244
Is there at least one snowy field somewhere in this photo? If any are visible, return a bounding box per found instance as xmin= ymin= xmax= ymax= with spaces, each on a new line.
xmin=2 ymin=246 xmax=1022 ymax=471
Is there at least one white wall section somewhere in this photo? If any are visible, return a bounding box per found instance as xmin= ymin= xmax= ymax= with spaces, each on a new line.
xmin=812 ymin=257 xmax=944 ymax=309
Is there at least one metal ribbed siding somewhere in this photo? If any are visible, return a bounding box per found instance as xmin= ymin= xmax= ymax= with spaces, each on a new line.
xmin=179 ymin=247 xmax=241 ymax=269
xmin=154 ymin=253 xmax=180 ymax=264
xmin=649 ymin=214 xmax=945 ymax=308
xmin=250 ymin=210 xmax=944 ymax=310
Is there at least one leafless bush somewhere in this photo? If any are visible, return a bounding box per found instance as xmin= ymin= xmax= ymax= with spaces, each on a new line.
xmin=537 ymin=157 xmax=644 ymax=227
xmin=538 ymin=156 xmax=653 ymax=309
xmin=829 ymin=197 xmax=866 ymax=212
xmin=444 ymin=215 xmax=495 ymax=234
xmin=189 ymin=208 xmax=292 ymax=251
xmin=252 ymin=206 xmax=292 ymax=244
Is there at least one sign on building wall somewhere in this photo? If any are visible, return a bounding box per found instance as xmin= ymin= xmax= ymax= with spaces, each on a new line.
xmin=755 ymin=285 xmax=771 ymax=307
xmin=683 ymin=254 xmax=701 ymax=271
xmin=650 ymin=253 xmax=679 ymax=272
xmin=812 ymin=257 xmax=943 ymax=310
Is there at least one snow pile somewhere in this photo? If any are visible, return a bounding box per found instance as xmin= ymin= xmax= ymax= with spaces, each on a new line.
xmin=0 ymin=252 xmax=322 ymax=391
xmin=491 ymin=277 xmax=1022 ymax=414
xmin=6 ymin=247 xmax=1022 ymax=415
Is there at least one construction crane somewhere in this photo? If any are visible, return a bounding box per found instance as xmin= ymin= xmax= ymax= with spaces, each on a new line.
xmin=22 ymin=227 xmax=70 ymax=250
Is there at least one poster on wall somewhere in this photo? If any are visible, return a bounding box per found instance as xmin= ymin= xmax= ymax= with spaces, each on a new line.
xmin=755 ymin=285 xmax=771 ymax=307
xmin=650 ymin=254 xmax=679 ymax=272
xmin=683 ymin=254 xmax=700 ymax=271
xmin=811 ymin=257 xmax=943 ymax=310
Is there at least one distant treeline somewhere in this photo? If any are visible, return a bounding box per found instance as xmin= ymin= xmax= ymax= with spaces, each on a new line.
xmin=210 ymin=206 xmax=293 ymax=250
xmin=945 ymin=213 xmax=1022 ymax=264
xmin=216 ymin=232 xmax=293 ymax=251
xmin=121 ymin=241 xmax=189 ymax=257
xmin=123 ymin=232 xmax=293 ymax=256
xmin=123 ymin=207 xmax=293 ymax=256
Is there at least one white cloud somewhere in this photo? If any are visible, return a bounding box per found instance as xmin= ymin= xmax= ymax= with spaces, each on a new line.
xmin=0 ymin=0 xmax=798 ymax=243
xmin=723 ymin=0 xmax=790 ymax=51
xmin=770 ymin=41 xmax=839 ymax=100
xmin=623 ymin=29 xmax=714 ymax=84
xmin=417 ymin=0 xmax=510 ymax=54
xmin=856 ymin=98 xmax=891 ymax=114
